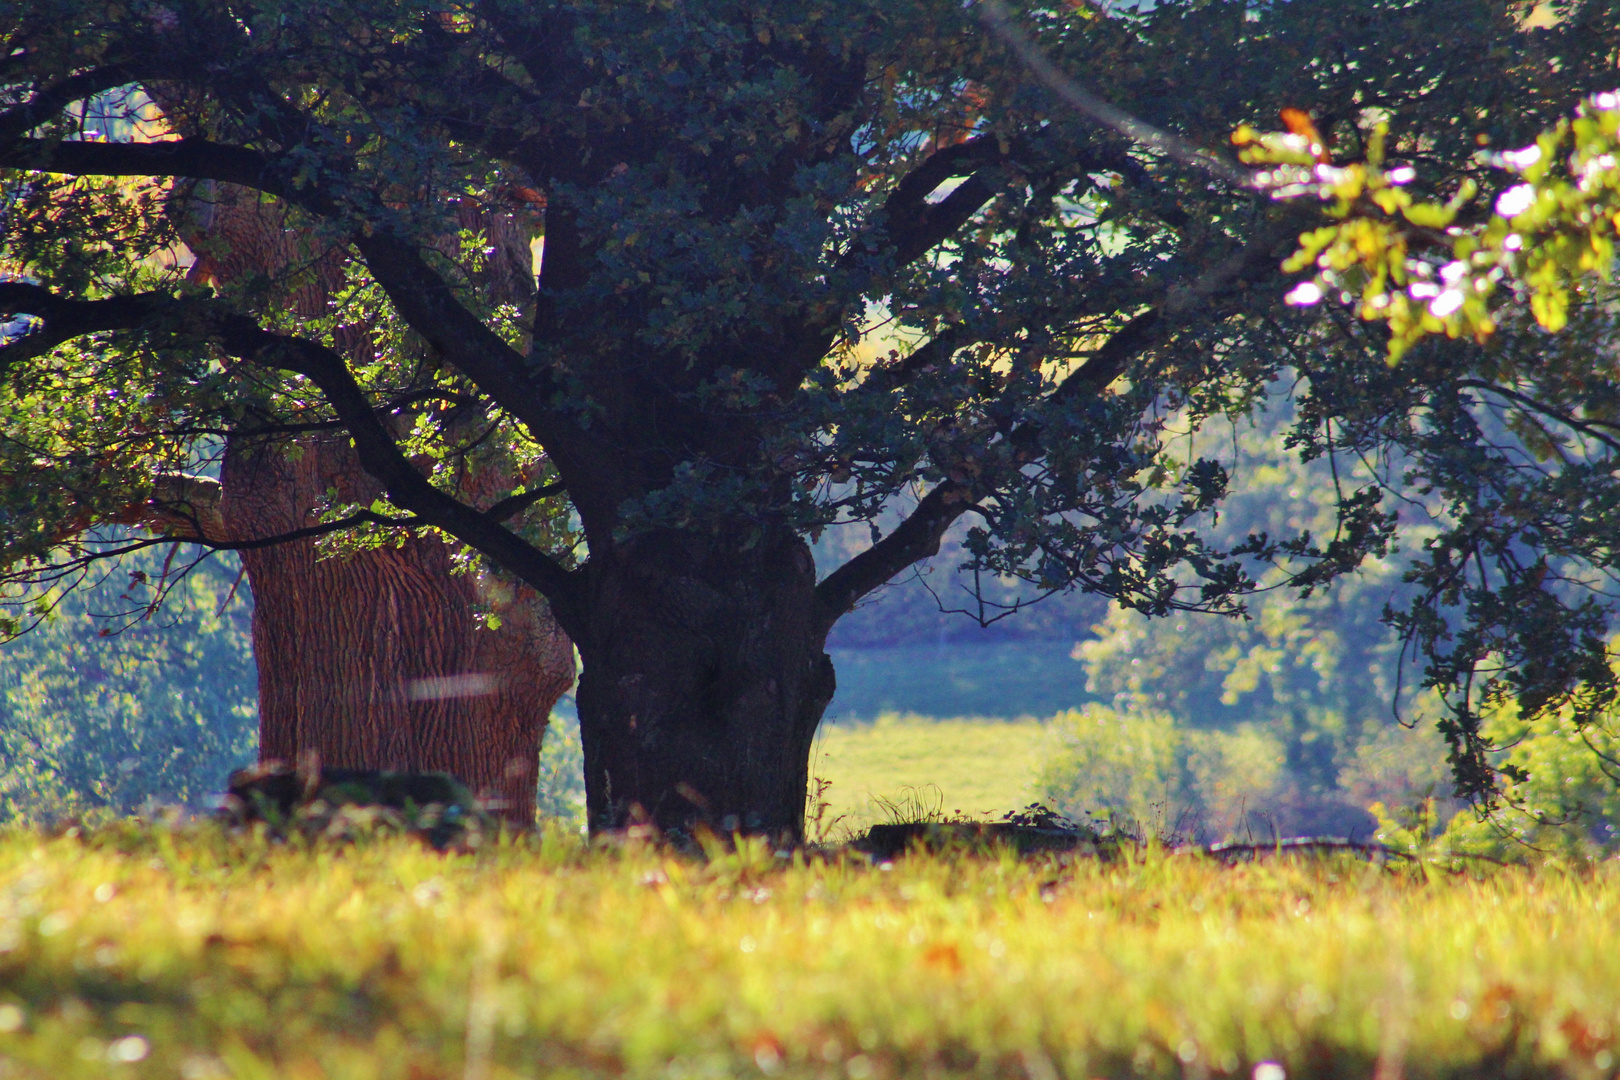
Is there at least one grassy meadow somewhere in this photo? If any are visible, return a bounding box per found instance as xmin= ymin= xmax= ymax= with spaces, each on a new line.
xmin=0 ymin=824 xmax=1617 ymax=1080
xmin=808 ymin=715 xmax=1049 ymax=836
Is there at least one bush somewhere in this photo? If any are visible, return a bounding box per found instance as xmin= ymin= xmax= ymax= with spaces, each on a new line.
xmin=1433 ymin=706 xmax=1620 ymax=859
xmin=1037 ymin=704 xmax=1187 ymax=831
xmin=1036 ymin=701 xmax=1422 ymax=841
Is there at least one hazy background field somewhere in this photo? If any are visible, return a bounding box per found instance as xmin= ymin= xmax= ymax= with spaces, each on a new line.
xmin=809 ymin=715 xmax=1048 ymax=836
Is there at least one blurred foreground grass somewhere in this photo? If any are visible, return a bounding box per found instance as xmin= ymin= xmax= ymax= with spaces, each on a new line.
xmin=1 ymin=825 xmax=1618 ymax=1079
xmin=809 ymin=714 xmax=1046 ymax=835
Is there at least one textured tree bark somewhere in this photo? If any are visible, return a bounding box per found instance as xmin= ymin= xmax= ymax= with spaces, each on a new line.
xmin=157 ymin=165 xmax=574 ymax=823
xmin=572 ymin=528 xmax=835 ymax=839
xmin=220 ymin=434 xmax=574 ymax=823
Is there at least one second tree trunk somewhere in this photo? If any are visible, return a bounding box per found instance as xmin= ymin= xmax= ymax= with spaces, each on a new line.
xmin=222 ymin=436 xmax=575 ymax=823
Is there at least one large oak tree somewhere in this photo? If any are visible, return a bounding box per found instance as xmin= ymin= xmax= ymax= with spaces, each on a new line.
xmin=4 ymin=0 xmax=1618 ymax=838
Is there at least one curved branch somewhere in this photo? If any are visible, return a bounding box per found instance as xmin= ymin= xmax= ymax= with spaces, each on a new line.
xmin=20 ymin=472 xmax=420 ymax=561
xmin=139 ymin=499 xmax=424 ymax=552
xmin=15 ymin=100 xmax=575 ymax=449
xmin=1046 ymin=211 xmax=1313 ymax=405
xmin=893 ymin=170 xmax=1000 ymax=267
xmin=0 ymin=135 xmax=578 ymax=463
xmin=855 ymin=325 xmax=971 ymax=398
xmin=484 ymin=480 xmax=567 ymax=522
xmin=814 ymin=480 xmax=973 ymax=629
xmin=0 ymin=284 xmax=184 ymax=367
xmin=1455 ymin=378 xmax=1620 ymax=456
xmin=119 ymin=472 xmax=227 ymax=540
xmin=237 ymin=334 xmax=582 ymax=621
xmin=349 ymin=232 xmax=560 ymax=435
xmin=1049 ymin=308 xmax=1159 ymax=404
xmin=109 ymin=474 xmax=423 ymax=551
xmin=810 ymin=214 xmax=1301 ymax=624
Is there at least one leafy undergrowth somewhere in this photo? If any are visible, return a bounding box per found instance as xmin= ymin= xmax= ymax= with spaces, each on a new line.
xmin=0 ymin=825 xmax=1616 ymax=1080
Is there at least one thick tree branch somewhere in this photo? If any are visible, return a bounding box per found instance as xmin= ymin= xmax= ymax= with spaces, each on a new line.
xmin=0 ymin=285 xmax=586 ymax=628
xmin=855 ymin=325 xmax=971 ymax=398
xmin=0 ymin=136 xmax=291 ymax=195
xmin=352 ymin=234 xmax=530 ymax=381
xmin=887 ymin=135 xmax=1004 ymax=211
xmin=31 ymin=472 xmax=420 ymax=557
xmin=0 ymin=284 xmax=182 ymax=367
xmin=0 ymin=65 xmax=138 ymax=143
xmin=1 ymin=138 xmax=578 ymax=474
xmin=1050 ymin=308 xmax=1160 ymax=404
xmin=114 ymin=476 xmax=426 ymax=551
xmin=349 ymin=231 xmax=570 ymax=446
xmin=1161 ymin=213 xmax=1314 ymax=314
xmin=122 ymin=472 xmax=227 ymax=539
xmin=225 ymin=327 xmax=583 ymax=624
xmin=814 ymin=480 xmax=973 ymax=628
xmin=2 ymin=281 xmax=136 ymax=321
xmin=812 ymin=205 xmax=1304 ymax=628
xmin=484 ymin=480 xmax=567 ymax=522
xmin=30 ymin=472 xmax=225 ymax=552
xmin=174 ymin=510 xmax=429 ymax=552
xmin=892 ymin=171 xmax=1000 ymax=267
xmin=840 ymin=135 xmax=1006 ymax=273
xmin=1455 ymin=378 xmax=1620 ymax=456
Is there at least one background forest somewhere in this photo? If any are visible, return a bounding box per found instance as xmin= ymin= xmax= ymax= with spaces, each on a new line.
xmin=6 ymin=393 xmax=1618 ymax=854
xmin=0 ymin=552 xmax=255 ymax=822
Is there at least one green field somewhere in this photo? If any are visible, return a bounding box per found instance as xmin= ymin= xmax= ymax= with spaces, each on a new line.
xmin=0 ymin=826 xmax=1616 ymax=1080
xmin=808 ymin=714 xmax=1049 ymax=835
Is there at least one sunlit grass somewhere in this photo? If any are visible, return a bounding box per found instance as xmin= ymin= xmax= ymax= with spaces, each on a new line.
xmin=0 ymin=824 xmax=1616 ymax=1079
xmin=809 ymin=714 xmax=1047 ymax=835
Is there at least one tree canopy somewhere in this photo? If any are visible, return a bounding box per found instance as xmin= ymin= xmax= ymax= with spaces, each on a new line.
xmin=4 ymin=0 xmax=1620 ymax=835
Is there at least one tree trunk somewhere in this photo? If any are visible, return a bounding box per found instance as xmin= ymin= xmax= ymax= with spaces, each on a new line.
xmin=220 ymin=435 xmax=575 ymax=824
xmin=572 ymin=528 xmax=836 ymax=839
xmin=153 ymin=162 xmax=573 ymax=825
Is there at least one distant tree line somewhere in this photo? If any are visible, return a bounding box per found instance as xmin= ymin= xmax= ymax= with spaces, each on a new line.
xmin=0 ymin=549 xmax=255 ymax=822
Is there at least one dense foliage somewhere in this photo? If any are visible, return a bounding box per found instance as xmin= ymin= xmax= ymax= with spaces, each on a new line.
xmin=1258 ymin=87 xmax=1620 ymax=354
xmin=5 ymin=0 xmax=1620 ymax=828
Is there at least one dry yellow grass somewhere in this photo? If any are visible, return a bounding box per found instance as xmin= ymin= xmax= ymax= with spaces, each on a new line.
xmin=0 ymin=824 xmax=1617 ymax=1079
